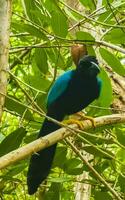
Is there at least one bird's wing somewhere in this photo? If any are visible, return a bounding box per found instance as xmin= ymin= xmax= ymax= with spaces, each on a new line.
xmin=47 ymin=70 xmax=74 ymax=108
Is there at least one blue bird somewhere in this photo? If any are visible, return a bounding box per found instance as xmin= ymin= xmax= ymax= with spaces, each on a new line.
xmin=27 ymin=55 xmax=102 ymax=194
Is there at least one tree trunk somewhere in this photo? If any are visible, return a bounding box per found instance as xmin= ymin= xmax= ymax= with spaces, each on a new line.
xmin=74 ymin=154 xmax=92 ymax=200
xmin=0 ymin=0 xmax=12 ymax=120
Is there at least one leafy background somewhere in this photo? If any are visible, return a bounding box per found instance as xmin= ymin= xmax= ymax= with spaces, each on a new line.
xmin=1 ymin=0 xmax=125 ymax=199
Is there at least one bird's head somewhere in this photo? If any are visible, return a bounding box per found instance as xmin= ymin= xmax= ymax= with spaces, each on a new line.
xmin=77 ymin=55 xmax=100 ymax=78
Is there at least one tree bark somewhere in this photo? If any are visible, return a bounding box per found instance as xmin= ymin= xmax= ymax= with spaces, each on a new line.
xmin=0 ymin=0 xmax=12 ymax=120
xmin=74 ymin=154 xmax=92 ymax=200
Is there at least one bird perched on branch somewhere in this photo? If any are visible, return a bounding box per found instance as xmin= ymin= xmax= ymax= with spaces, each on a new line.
xmin=27 ymin=47 xmax=102 ymax=195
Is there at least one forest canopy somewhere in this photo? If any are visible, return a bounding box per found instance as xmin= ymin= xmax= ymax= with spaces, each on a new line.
xmin=0 ymin=0 xmax=125 ymax=200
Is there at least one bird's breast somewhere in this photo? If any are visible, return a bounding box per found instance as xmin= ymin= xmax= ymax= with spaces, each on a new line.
xmin=62 ymin=78 xmax=99 ymax=115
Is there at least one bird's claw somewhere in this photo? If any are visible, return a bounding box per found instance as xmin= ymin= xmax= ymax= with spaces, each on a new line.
xmin=75 ymin=112 xmax=96 ymax=128
xmin=63 ymin=119 xmax=84 ymax=130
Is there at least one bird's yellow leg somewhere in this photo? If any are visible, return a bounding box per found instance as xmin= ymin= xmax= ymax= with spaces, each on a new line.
xmin=63 ymin=112 xmax=95 ymax=130
xmin=63 ymin=119 xmax=84 ymax=130
xmin=75 ymin=112 xmax=96 ymax=128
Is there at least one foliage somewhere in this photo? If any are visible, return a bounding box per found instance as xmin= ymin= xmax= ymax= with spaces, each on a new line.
xmin=1 ymin=0 xmax=125 ymax=199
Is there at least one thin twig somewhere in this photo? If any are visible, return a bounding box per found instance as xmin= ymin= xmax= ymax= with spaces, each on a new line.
xmin=65 ymin=138 xmax=122 ymax=200
xmin=8 ymin=70 xmax=46 ymax=94
xmin=60 ymin=0 xmax=125 ymax=29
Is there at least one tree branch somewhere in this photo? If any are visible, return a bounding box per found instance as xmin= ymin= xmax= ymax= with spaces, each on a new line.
xmin=0 ymin=114 xmax=125 ymax=170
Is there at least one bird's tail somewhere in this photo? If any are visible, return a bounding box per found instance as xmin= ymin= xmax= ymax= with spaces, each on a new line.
xmin=27 ymin=112 xmax=62 ymax=195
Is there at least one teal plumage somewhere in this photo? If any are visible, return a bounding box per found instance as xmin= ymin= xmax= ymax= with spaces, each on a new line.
xmin=47 ymin=70 xmax=74 ymax=108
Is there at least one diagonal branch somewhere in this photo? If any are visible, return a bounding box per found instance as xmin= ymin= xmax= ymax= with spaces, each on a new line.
xmin=0 ymin=113 xmax=125 ymax=170
xmin=0 ymin=114 xmax=125 ymax=199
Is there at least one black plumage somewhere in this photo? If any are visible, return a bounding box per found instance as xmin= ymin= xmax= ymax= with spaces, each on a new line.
xmin=27 ymin=55 xmax=102 ymax=194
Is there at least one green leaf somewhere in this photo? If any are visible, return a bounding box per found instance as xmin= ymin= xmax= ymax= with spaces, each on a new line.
xmin=24 ymin=74 xmax=50 ymax=91
xmin=53 ymin=147 xmax=67 ymax=168
xmin=61 ymin=191 xmax=74 ymax=200
xmin=76 ymin=31 xmax=95 ymax=41
xmin=46 ymin=49 xmax=57 ymax=64
xmin=36 ymin=93 xmax=48 ymax=112
xmin=34 ymin=48 xmax=48 ymax=74
xmin=100 ymin=48 xmax=125 ymax=76
xmin=24 ymin=131 xmax=38 ymax=144
xmin=12 ymin=23 xmax=48 ymax=40
xmin=51 ymin=11 xmax=68 ymax=38
xmin=98 ymin=69 xmax=113 ymax=109
xmin=22 ymin=0 xmax=41 ymax=24
xmin=115 ymin=128 xmax=125 ymax=146
xmin=98 ymin=9 xmax=115 ymax=23
xmin=5 ymin=97 xmax=34 ymax=121
xmin=79 ymin=0 xmax=95 ymax=10
xmin=46 ymin=182 xmax=61 ymax=200
xmin=94 ymin=192 xmax=112 ymax=200
xmin=46 ymin=48 xmax=65 ymax=69
xmin=117 ymin=149 xmax=125 ymax=164
xmin=87 ymin=46 xmax=96 ymax=56
xmin=44 ymin=0 xmax=65 ymax=16
xmin=65 ymin=167 xmax=83 ymax=175
xmin=102 ymin=0 xmax=113 ymax=5
xmin=118 ymin=175 xmax=125 ymax=193
xmin=64 ymin=158 xmax=83 ymax=175
xmin=104 ymin=29 xmax=125 ymax=44
xmin=23 ymin=24 xmax=48 ymax=40
xmin=64 ymin=158 xmax=81 ymax=169
xmin=22 ymin=0 xmax=51 ymax=26
xmin=80 ymin=134 xmax=113 ymax=145
xmin=94 ymin=160 xmax=110 ymax=174
xmin=65 ymin=8 xmax=83 ymax=21
xmin=83 ymin=146 xmax=114 ymax=158
xmin=4 ymin=161 xmax=28 ymax=177
xmin=98 ymin=1 xmax=124 ymax=23
xmin=0 ymin=133 xmax=5 ymax=143
xmin=89 ymin=68 xmax=113 ymax=116
xmin=0 ymin=128 xmax=27 ymax=156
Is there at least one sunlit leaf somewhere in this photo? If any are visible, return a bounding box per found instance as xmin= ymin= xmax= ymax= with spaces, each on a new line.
xmin=34 ymin=48 xmax=48 ymax=74
xmin=100 ymin=48 xmax=125 ymax=75
xmin=104 ymin=29 xmax=125 ymax=44
xmin=76 ymin=31 xmax=95 ymax=41
xmin=89 ymin=68 xmax=113 ymax=116
xmin=114 ymin=128 xmax=125 ymax=146
xmin=22 ymin=0 xmax=40 ymax=24
xmin=118 ymin=175 xmax=125 ymax=193
xmin=79 ymin=0 xmax=95 ymax=10
xmin=51 ymin=11 xmax=68 ymax=37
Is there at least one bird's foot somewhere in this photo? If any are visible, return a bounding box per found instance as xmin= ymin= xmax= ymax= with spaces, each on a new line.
xmin=75 ymin=112 xmax=96 ymax=128
xmin=63 ymin=119 xmax=84 ymax=130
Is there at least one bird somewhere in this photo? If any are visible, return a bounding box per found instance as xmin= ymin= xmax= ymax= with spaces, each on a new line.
xmin=27 ymin=55 xmax=102 ymax=195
